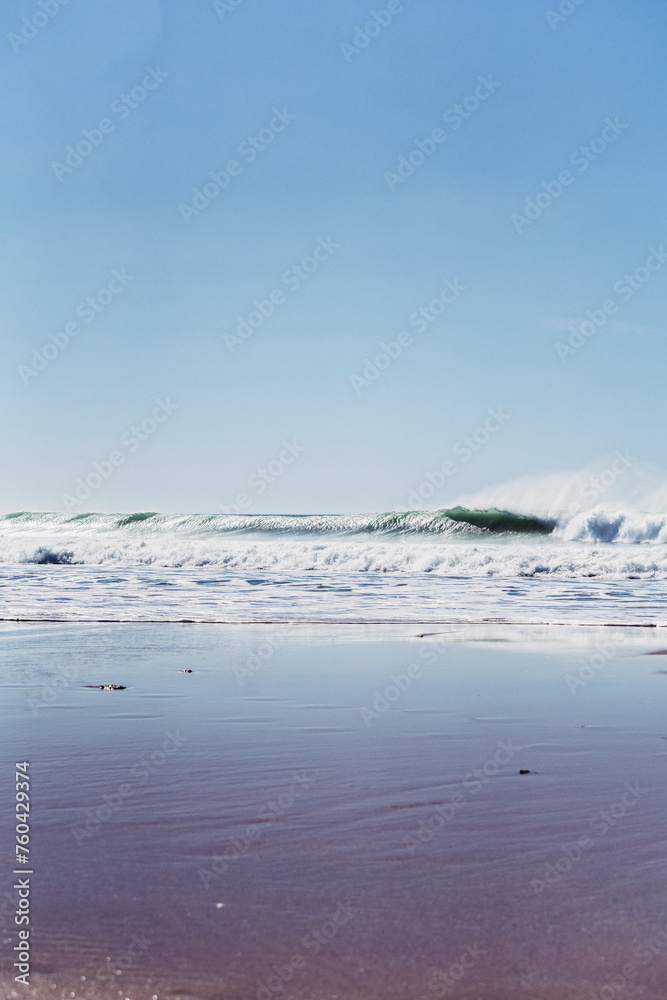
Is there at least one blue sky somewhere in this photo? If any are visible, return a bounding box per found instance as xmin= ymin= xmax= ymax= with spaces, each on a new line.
xmin=2 ymin=0 xmax=666 ymax=513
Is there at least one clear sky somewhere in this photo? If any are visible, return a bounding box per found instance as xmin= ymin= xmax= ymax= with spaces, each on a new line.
xmin=2 ymin=0 xmax=666 ymax=514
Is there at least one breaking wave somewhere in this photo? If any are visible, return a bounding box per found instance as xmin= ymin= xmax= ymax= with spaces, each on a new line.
xmin=1 ymin=507 xmax=667 ymax=578
xmin=0 ymin=508 xmax=557 ymax=538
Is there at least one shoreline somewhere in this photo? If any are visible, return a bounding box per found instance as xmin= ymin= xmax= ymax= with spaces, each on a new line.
xmin=2 ymin=617 xmax=666 ymax=626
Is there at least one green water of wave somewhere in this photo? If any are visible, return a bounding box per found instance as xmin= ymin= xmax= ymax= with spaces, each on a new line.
xmin=0 ymin=508 xmax=557 ymax=536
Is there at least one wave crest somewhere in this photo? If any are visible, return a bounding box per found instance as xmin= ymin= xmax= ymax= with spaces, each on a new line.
xmin=1 ymin=507 xmax=555 ymax=538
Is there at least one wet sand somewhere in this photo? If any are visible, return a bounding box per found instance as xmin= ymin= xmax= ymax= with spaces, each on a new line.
xmin=2 ymin=622 xmax=667 ymax=999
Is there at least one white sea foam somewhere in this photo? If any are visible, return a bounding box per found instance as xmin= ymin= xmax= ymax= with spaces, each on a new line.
xmin=2 ymin=529 xmax=667 ymax=577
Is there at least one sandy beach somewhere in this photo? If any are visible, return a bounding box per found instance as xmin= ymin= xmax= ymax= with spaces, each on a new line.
xmin=2 ymin=621 xmax=666 ymax=1000
xmin=6 ymin=0 xmax=667 ymax=994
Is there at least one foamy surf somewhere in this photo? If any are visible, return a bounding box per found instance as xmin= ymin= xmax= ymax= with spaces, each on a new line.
xmin=2 ymin=508 xmax=667 ymax=575
xmin=2 ymin=506 xmax=667 ymax=622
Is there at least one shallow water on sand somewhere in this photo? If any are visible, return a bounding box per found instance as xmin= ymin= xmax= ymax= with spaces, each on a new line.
xmin=2 ymin=623 xmax=667 ymax=999
xmin=2 ymin=565 xmax=667 ymax=625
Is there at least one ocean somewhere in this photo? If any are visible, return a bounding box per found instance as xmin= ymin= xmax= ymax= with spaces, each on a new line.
xmin=2 ymin=507 xmax=667 ymax=625
xmin=3 ymin=506 xmax=667 ymax=999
